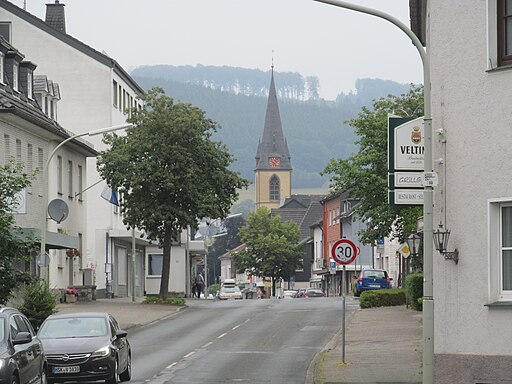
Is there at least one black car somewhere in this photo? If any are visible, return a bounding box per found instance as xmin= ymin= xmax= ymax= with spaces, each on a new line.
xmin=0 ymin=306 xmax=47 ymax=384
xmin=37 ymin=312 xmax=130 ymax=384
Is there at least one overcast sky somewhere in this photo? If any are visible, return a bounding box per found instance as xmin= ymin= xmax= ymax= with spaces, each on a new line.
xmin=18 ymin=0 xmax=423 ymax=100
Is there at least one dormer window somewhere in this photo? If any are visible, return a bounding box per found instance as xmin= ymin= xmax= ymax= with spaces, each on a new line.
xmin=12 ymin=62 xmax=18 ymax=92
xmin=27 ymin=71 xmax=32 ymax=99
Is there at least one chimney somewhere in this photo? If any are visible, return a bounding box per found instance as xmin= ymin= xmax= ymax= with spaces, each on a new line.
xmin=45 ymin=1 xmax=66 ymax=34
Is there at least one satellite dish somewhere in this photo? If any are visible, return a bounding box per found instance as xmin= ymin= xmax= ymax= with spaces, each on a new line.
xmin=48 ymin=199 xmax=69 ymax=223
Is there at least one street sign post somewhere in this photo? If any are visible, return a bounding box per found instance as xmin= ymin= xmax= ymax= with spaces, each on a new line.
xmin=330 ymin=238 xmax=360 ymax=364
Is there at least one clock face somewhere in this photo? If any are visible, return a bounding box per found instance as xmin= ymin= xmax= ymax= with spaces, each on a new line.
xmin=269 ymin=157 xmax=280 ymax=167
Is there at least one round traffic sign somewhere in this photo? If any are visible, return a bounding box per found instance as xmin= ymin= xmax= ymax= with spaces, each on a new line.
xmin=331 ymin=239 xmax=359 ymax=265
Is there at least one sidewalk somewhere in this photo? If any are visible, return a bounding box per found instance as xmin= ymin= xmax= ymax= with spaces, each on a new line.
xmin=307 ymin=305 xmax=423 ymax=384
xmin=56 ymin=296 xmax=186 ymax=330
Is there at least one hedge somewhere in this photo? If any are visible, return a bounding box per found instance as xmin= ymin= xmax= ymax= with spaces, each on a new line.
xmin=359 ymin=288 xmax=406 ymax=308
xmin=404 ymin=272 xmax=423 ymax=311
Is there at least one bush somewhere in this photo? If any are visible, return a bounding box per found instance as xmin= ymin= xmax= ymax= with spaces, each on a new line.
xmin=405 ymin=273 xmax=423 ymax=311
xmin=17 ymin=280 xmax=58 ymax=330
xmin=208 ymin=284 xmax=220 ymax=295
xmin=143 ymin=296 xmax=185 ymax=306
xmin=359 ymin=289 xmax=406 ymax=308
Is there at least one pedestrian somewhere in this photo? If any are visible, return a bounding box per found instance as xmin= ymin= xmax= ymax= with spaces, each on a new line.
xmin=191 ymin=281 xmax=197 ymax=298
xmin=195 ymin=273 xmax=205 ymax=298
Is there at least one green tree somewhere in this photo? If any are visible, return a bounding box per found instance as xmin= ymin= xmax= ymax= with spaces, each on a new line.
xmin=98 ymin=88 xmax=248 ymax=298
xmin=322 ymin=85 xmax=424 ymax=247
xmin=233 ymin=207 xmax=303 ymax=296
xmin=17 ymin=280 xmax=58 ymax=330
xmin=0 ymin=162 xmax=37 ymax=304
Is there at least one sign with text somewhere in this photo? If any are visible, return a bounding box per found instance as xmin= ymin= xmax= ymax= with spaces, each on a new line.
xmin=393 ymin=117 xmax=424 ymax=171
xmin=331 ymin=239 xmax=359 ymax=265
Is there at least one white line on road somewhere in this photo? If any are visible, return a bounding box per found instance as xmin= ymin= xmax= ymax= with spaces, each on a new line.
xmin=232 ymin=324 xmax=241 ymax=330
xmin=165 ymin=362 xmax=177 ymax=369
xmin=183 ymin=351 xmax=195 ymax=358
xmin=202 ymin=341 xmax=213 ymax=348
xmin=217 ymin=332 xmax=227 ymax=339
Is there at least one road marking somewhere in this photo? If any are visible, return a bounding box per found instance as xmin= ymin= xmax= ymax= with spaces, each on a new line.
xmin=243 ymin=319 xmax=250 ymax=324
xmin=183 ymin=351 xmax=195 ymax=358
xmin=217 ymin=332 xmax=227 ymax=339
xmin=165 ymin=362 xmax=177 ymax=369
xmin=232 ymin=324 xmax=241 ymax=330
xmin=202 ymin=341 xmax=213 ymax=348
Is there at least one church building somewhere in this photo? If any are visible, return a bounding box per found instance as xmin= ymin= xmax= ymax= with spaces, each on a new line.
xmin=254 ymin=68 xmax=292 ymax=209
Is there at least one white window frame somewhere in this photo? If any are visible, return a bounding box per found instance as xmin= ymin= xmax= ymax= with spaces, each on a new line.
xmin=27 ymin=71 xmax=32 ymax=99
xmin=0 ymin=53 xmax=4 ymax=84
xmin=488 ymin=197 xmax=512 ymax=302
xmin=12 ymin=62 xmax=18 ymax=92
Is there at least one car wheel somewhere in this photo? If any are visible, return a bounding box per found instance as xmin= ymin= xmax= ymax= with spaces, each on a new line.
xmin=119 ymin=353 xmax=131 ymax=382
xmin=10 ymin=375 xmax=19 ymax=384
xmin=106 ymin=358 xmax=118 ymax=384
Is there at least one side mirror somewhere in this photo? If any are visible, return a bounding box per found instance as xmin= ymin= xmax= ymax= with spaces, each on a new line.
xmin=116 ymin=330 xmax=128 ymax=339
xmin=13 ymin=332 xmax=32 ymax=346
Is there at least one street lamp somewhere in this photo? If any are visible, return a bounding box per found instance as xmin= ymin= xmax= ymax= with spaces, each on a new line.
xmin=407 ymin=232 xmax=422 ymax=258
xmin=39 ymin=123 xmax=133 ymax=278
xmin=313 ymin=1 xmax=434 ymax=382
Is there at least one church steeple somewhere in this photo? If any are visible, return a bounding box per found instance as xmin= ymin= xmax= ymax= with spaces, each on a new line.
xmin=254 ymin=66 xmax=292 ymax=210
xmin=255 ymin=67 xmax=291 ymax=171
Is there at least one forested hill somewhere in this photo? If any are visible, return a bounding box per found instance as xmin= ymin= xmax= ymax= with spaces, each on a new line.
xmin=131 ymin=65 xmax=412 ymax=188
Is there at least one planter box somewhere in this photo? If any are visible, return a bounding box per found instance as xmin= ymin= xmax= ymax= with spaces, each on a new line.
xmin=65 ymin=294 xmax=77 ymax=303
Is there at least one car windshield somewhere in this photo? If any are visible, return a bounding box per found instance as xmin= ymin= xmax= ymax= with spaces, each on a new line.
xmin=0 ymin=318 xmax=4 ymax=342
xmin=363 ymin=270 xmax=386 ymax=279
xmin=38 ymin=317 xmax=108 ymax=339
xmin=222 ymin=287 xmax=240 ymax=293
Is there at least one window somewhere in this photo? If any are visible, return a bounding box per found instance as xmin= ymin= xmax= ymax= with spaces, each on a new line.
xmin=12 ymin=62 xmax=18 ymax=92
xmin=489 ymin=199 xmax=512 ymax=302
xmin=269 ymin=175 xmax=280 ymax=201
xmin=77 ymin=165 xmax=83 ymax=201
xmin=498 ymin=0 xmax=512 ymax=66
xmin=44 ymin=96 xmax=48 ymax=115
xmin=27 ymin=144 xmax=33 ymax=174
xmin=148 ymin=254 xmax=163 ymax=276
xmin=57 ymin=156 xmax=63 ymax=194
xmin=0 ymin=22 xmax=11 ymax=42
xmin=4 ymin=134 xmax=9 ymax=163
xmin=113 ymin=80 xmax=118 ymax=107
xmin=15 ymin=139 xmax=21 ymax=163
xmin=68 ymin=160 xmax=73 ymax=198
xmin=27 ymin=71 xmax=32 ymax=99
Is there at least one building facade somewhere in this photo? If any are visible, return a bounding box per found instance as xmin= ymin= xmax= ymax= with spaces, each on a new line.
xmin=413 ymin=0 xmax=512 ymax=381
xmin=0 ymin=0 xmax=148 ymax=297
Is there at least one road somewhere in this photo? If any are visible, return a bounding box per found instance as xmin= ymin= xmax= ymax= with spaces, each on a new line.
xmin=127 ymin=296 xmax=359 ymax=384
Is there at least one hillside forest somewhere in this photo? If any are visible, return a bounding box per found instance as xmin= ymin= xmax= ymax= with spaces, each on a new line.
xmin=131 ymin=65 xmax=412 ymax=189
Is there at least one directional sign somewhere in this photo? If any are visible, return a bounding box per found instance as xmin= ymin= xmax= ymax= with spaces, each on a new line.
xmin=331 ymin=239 xmax=359 ymax=265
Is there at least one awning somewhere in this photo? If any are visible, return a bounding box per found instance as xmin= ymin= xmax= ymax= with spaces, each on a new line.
xmin=20 ymin=228 xmax=79 ymax=250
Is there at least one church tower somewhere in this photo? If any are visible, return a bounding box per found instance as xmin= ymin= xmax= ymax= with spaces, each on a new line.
xmin=255 ymin=67 xmax=292 ymax=209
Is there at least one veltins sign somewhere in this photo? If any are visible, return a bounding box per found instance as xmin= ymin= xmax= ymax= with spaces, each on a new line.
xmin=393 ymin=117 xmax=424 ymax=171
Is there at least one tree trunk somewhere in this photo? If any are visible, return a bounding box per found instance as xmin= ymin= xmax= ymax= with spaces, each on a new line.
xmin=159 ymin=226 xmax=173 ymax=298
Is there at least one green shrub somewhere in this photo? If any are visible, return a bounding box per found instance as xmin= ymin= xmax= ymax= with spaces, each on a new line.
xmin=405 ymin=273 xmax=423 ymax=311
xmin=208 ymin=284 xmax=220 ymax=295
xmin=17 ymin=280 xmax=58 ymax=330
xmin=143 ymin=296 xmax=185 ymax=306
xmin=359 ymin=289 xmax=406 ymax=308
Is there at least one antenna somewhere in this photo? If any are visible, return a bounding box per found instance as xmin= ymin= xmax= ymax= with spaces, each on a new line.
xmin=271 ymin=50 xmax=274 ymax=71
xmin=23 ymin=0 xmax=26 ymax=10
xmin=48 ymin=198 xmax=69 ymax=223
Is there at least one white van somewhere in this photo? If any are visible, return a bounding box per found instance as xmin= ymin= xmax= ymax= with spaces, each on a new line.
xmin=222 ymin=278 xmax=236 ymax=288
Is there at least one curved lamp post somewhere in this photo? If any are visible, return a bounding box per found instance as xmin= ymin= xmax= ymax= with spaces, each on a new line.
xmin=313 ymin=1 xmax=433 ymax=382
xmin=39 ymin=123 xmax=133 ymax=278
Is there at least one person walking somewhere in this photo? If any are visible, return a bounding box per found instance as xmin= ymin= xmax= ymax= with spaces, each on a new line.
xmin=195 ymin=273 xmax=205 ymax=298
xmin=191 ymin=281 xmax=197 ymax=298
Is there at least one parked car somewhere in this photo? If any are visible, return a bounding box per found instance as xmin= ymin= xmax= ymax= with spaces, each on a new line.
xmin=218 ymin=286 xmax=243 ymax=300
xmin=281 ymin=290 xmax=298 ymax=299
xmin=354 ymin=269 xmax=392 ymax=297
xmin=38 ymin=312 xmax=131 ymax=383
xmin=0 ymin=306 xmax=47 ymax=384
xmin=304 ymin=288 xmax=325 ymax=298
xmin=296 ymin=288 xmax=307 ymax=298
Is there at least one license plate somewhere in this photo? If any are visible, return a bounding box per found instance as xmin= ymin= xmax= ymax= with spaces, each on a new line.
xmin=369 ymin=284 xmax=380 ymax=288
xmin=52 ymin=366 xmax=80 ymax=374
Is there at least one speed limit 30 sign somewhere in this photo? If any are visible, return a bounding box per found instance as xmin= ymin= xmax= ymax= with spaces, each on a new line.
xmin=331 ymin=238 xmax=359 ymax=265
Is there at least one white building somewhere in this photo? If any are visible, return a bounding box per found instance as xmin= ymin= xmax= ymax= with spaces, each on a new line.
xmin=0 ymin=38 xmax=96 ymax=291
xmin=0 ymin=0 xmax=148 ymax=297
xmin=412 ymin=0 xmax=512 ymax=381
